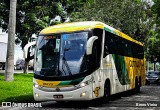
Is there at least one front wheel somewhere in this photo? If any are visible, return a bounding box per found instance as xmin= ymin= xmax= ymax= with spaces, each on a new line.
xmin=134 ymin=79 xmax=140 ymax=93
xmin=101 ymin=82 xmax=110 ymax=103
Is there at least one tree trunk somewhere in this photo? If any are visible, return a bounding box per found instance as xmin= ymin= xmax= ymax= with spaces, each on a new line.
xmin=5 ymin=0 xmax=17 ymax=81
xmin=23 ymin=60 xmax=29 ymax=74
xmin=154 ymin=62 xmax=156 ymax=71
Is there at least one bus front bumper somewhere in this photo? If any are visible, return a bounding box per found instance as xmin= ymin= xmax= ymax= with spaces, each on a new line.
xmin=33 ymin=85 xmax=93 ymax=101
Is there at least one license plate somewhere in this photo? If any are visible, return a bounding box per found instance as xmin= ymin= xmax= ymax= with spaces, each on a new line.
xmin=53 ymin=95 xmax=63 ymax=99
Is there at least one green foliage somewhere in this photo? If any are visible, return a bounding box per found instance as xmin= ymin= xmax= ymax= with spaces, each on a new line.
xmin=152 ymin=0 xmax=160 ymax=17
xmin=71 ymin=0 xmax=160 ymax=63
xmin=0 ymin=0 xmax=89 ymax=49
xmin=146 ymin=39 xmax=160 ymax=62
xmin=146 ymin=28 xmax=160 ymax=62
xmin=152 ymin=0 xmax=160 ymax=33
xmin=71 ymin=0 xmax=151 ymax=43
xmin=145 ymin=0 xmax=160 ymax=63
xmin=0 ymin=74 xmax=34 ymax=104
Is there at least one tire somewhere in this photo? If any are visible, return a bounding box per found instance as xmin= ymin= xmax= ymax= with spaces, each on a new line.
xmin=101 ymin=81 xmax=110 ymax=103
xmin=134 ymin=78 xmax=140 ymax=93
xmin=139 ymin=77 xmax=141 ymax=87
xmin=2 ymin=64 xmax=5 ymax=70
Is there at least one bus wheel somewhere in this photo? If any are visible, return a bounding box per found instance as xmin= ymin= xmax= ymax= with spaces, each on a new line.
xmin=102 ymin=82 xmax=110 ymax=103
xmin=134 ymin=78 xmax=140 ymax=93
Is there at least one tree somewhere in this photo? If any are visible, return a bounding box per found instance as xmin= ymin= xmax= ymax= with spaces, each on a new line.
xmin=152 ymin=0 xmax=160 ymax=28
xmin=71 ymin=0 xmax=153 ymax=43
xmin=5 ymin=0 xmax=17 ymax=81
xmin=151 ymin=0 xmax=160 ymax=42
xmin=71 ymin=0 xmax=158 ymax=70
xmin=0 ymin=0 xmax=89 ymax=73
xmin=146 ymin=35 xmax=160 ymax=70
xmin=145 ymin=0 xmax=160 ymax=68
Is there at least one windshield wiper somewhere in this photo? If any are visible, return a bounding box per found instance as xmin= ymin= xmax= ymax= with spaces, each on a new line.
xmin=62 ymin=48 xmax=72 ymax=76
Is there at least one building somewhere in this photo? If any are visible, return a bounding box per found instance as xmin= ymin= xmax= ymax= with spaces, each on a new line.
xmin=0 ymin=28 xmax=24 ymax=70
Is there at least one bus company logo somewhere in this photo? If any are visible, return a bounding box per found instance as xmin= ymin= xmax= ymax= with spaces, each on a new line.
xmin=56 ymin=87 xmax=60 ymax=92
xmin=43 ymin=82 xmax=53 ymax=86
xmin=2 ymin=102 xmax=11 ymax=107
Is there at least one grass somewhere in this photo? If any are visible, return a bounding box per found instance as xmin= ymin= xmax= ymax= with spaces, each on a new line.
xmin=0 ymin=73 xmax=35 ymax=105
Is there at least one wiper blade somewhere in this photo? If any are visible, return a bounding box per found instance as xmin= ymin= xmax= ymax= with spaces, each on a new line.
xmin=62 ymin=47 xmax=72 ymax=76
xmin=62 ymin=56 xmax=72 ymax=76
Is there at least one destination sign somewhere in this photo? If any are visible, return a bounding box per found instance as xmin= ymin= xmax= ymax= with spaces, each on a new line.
xmin=44 ymin=36 xmax=56 ymax=39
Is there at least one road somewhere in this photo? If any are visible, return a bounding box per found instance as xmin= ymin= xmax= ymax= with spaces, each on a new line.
xmin=1 ymin=84 xmax=160 ymax=110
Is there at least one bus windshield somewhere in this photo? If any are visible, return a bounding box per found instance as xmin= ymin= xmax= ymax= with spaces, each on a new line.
xmin=35 ymin=31 xmax=89 ymax=77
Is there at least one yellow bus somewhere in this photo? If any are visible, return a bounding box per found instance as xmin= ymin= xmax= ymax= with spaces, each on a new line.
xmin=31 ymin=21 xmax=145 ymax=102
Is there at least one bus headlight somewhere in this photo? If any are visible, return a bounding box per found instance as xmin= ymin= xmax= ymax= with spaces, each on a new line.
xmin=80 ymin=92 xmax=86 ymax=97
xmin=35 ymin=93 xmax=39 ymax=97
xmin=80 ymin=82 xmax=88 ymax=87
xmin=33 ymin=83 xmax=39 ymax=88
xmin=79 ymin=77 xmax=94 ymax=88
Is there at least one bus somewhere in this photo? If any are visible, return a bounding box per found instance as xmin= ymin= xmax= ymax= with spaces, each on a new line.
xmin=29 ymin=21 xmax=145 ymax=102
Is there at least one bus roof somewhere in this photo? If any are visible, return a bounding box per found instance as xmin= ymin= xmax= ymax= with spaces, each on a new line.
xmin=40 ymin=21 xmax=143 ymax=46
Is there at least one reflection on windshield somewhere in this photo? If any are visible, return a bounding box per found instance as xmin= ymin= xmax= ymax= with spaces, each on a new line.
xmin=35 ymin=32 xmax=88 ymax=77
xmin=60 ymin=32 xmax=88 ymax=75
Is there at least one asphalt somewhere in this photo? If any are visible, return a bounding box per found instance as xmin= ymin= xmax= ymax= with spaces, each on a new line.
xmin=1 ymin=84 xmax=160 ymax=110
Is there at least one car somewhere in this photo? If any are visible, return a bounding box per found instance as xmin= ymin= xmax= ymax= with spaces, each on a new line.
xmin=146 ymin=71 xmax=160 ymax=85
xmin=16 ymin=59 xmax=25 ymax=70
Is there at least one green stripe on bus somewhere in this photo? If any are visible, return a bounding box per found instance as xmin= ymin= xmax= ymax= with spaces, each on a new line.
xmin=59 ymin=80 xmax=72 ymax=86
xmin=58 ymin=77 xmax=84 ymax=86
xmin=104 ymin=27 xmax=112 ymax=33
xmin=70 ymin=77 xmax=84 ymax=85
xmin=112 ymin=54 xmax=130 ymax=85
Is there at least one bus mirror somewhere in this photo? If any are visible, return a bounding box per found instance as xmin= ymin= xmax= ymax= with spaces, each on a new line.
xmin=23 ymin=41 xmax=36 ymax=59
xmin=86 ymin=36 xmax=98 ymax=55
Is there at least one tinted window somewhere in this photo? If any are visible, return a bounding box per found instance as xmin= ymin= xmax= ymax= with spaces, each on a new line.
xmin=104 ymin=31 xmax=144 ymax=59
